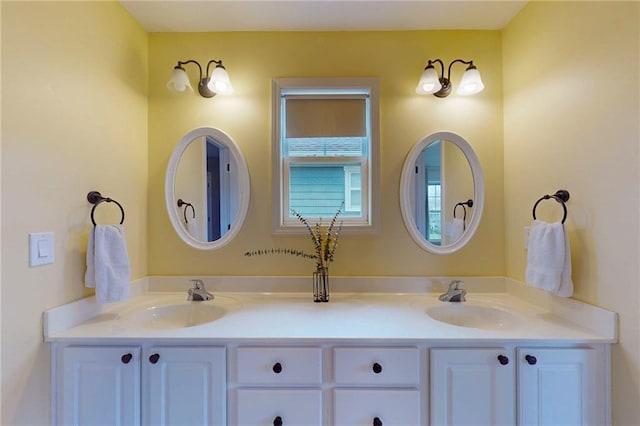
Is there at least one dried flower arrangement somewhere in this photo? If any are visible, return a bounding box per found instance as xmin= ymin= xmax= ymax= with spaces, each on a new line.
xmin=244 ymin=204 xmax=344 ymax=271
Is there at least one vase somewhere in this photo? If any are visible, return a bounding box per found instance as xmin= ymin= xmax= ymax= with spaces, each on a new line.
xmin=313 ymin=265 xmax=329 ymax=302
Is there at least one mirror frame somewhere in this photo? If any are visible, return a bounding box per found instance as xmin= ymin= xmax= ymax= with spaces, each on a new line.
xmin=400 ymin=131 xmax=484 ymax=255
xmin=165 ymin=127 xmax=250 ymax=250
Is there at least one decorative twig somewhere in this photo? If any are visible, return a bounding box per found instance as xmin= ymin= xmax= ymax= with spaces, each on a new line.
xmin=244 ymin=248 xmax=316 ymax=260
xmin=244 ymin=204 xmax=344 ymax=270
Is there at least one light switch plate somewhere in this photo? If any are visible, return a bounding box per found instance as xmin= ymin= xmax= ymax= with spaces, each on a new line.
xmin=29 ymin=232 xmax=54 ymax=266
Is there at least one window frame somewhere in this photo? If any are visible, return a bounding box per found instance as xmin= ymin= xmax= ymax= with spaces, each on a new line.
xmin=272 ymin=78 xmax=380 ymax=234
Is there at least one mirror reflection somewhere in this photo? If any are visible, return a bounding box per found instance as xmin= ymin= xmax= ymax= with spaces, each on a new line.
xmin=165 ymin=127 xmax=250 ymax=250
xmin=413 ymin=140 xmax=474 ymax=245
xmin=400 ymin=131 xmax=484 ymax=255
xmin=174 ymin=136 xmax=238 ymax=242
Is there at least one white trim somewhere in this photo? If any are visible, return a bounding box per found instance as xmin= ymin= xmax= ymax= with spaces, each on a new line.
xmin=343 ymin=165 xmax=361 ymax=212
xmin=272 ymin=78 xmax=380 ymax=235
xmin=400 ymin=131 xmax=485 ymax=254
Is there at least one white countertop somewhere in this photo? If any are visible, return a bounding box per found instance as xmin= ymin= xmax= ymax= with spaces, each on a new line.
xmin=44 ymin=281 xmax=617 ymax=344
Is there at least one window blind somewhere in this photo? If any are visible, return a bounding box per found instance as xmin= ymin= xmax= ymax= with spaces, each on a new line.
xmin=285 ymin=97 xmax=367 ymax=138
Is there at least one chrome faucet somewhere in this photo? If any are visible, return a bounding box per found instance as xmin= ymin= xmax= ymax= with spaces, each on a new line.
xmin=439 ymin=280 xmax=466 ymax=302
xmin=187 ymin=279 xmax=214 ymax=301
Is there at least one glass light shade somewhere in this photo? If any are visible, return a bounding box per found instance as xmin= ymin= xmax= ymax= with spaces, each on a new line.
xmin=415 ymin=66 xmax=442 ymax=95
xmin=166 ymin=67 xmax=193 ymax=93
xmin=456 ymin=67 xmax=485 ymax=96
xmin=207 ymin=66 xmax=233 ymax=95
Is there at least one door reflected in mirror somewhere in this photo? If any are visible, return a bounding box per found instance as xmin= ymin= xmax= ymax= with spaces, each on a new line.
xmin=400 ymin=131 xmax=484 ymax=255
xmin=165 ymin=127 xmax=250 ymax=250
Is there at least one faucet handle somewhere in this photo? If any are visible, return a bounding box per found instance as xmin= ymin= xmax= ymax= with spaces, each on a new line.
xmin=189 ymin=279 xmax=205 ymax=290
xmin=448 ymin=279 xmax=464 ymax=290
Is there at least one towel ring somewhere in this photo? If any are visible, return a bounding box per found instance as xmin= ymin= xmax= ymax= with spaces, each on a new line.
xmin=532 ymin=190 xmax=570 ymax=224
xmin=453 ymin=199 xmax=474 ymax=228
xmin=177 ymin=199 xmax=195 ymax=224
xmin=87 ymin=191 xmax=125 ymax=226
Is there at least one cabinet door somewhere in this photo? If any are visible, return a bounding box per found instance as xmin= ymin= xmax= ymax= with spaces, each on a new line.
xmin=334 ymin=389 xmax=421 ymax=425
xmin=518 ymin=348 xmax=603 ymax=426
xmin=144 ymin=346 xmax=225 ymax=426
xmin=58 ymin=345 xmax=140 ymax=426
xmin=431 ymin=348 xmax=515 ymax=426
xmin=235 ymin=389 xmax=322 ymax=426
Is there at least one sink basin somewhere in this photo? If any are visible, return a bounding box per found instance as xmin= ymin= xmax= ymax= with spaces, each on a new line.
xmin=126 ymin=302 xmax=228 ymax=329
xmin=426 ymin=303 xmax=523 ymax=330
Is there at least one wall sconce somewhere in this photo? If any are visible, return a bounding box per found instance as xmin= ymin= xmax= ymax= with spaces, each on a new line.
xmin=416 ymin=59 xmax=484 ymax=97
xmin=167 ymin=59 xmax=233 ymax=98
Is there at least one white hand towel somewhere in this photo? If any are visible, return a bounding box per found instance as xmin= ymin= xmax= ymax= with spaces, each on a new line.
xmin=448 ymin=218 xmax=465 ymax=244
xmin=186 ymin=218 xmax=199 ymax=239
xmin=85 ymin=224 xmax=131 ymax=303
xmin=525 ymin=220 xmax=573 ymax=297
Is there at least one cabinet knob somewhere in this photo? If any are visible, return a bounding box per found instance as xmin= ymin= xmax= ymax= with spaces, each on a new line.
xmin=121 ymin=353 xmax=133 ymax=364
xmin=373 ymin=416 xmax=383 ymax=426
xmin=525 ymin=354 xmax=538 ymax=365
xmin=372 ymin=362 xmax=383 ymax=374
xmin=149 ymin=353 xmax=160 ymax=364
xmin=273 ymin=415 xmax=283 ymax=426
xmin=272 ymin=362 xmax=283 ymax=374
xmin=497 ymin=355 xmax=509 ymax=365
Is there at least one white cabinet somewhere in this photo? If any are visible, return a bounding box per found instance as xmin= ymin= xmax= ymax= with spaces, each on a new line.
xmin=431 ymin=347 xmax=515 ymax=426
xmin=431 ymin=347 xmax=605 ymax=426
xmin=54 ymin=344 xmax=225 ymax=426
xmin=517 ymin=347 xmax=604 ymax=426
xmin=143 ymin=346 xmax=226 ymax=426
xmin=54 ymin=343 xmax=607 ymax=426
xmin=57 ymin=345 xmax=140 ymax=426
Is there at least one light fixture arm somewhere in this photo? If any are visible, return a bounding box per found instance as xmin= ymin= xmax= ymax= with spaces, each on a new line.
xmin=177 ymin=60 xmax=204 ymax=80
xmin=427 ymin=59 xmax=445 ymax=77
xmin=205 ymin=59 xmax=224 ymax=76
xmin=445 ymin=59 xmax=475 ymax=82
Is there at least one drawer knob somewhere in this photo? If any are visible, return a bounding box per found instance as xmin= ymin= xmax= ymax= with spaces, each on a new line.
xmin=372 ymin=362 xmax=383 ymax=374
xmin=149 ymin=353 xmax=160 ymax=364
xmin=525 ymin=354 xmax=538 ymax=365
xmin=273 ymin=415 xmax=283 ymax=426
xmin=121 ymin=353 xmax=133 ymax=364
xmin=272 ymin=362 xmax=283 ymax=374
xmin=373 ymin=416 xmax=383 ymax=426
xmin=497 ymin=355 xmax=509 ymax=365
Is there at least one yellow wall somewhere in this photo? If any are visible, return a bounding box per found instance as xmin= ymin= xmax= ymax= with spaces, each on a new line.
xmin=1 ymin=2 xmax=148 ymax=424
xmin=503 ymin=2 xmax=640 ymax=424
xmin=148 ymin=30 xmax=505 ymax=276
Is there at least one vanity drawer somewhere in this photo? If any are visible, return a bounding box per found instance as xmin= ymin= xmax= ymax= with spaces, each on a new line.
xmin=333 ymin=347 xmax=420 ymax=385
xmin=334 ymin=389 xmax=421 ymax=425
xmin=236 ymin=346 xmax=322 ymax=385
xmin=235 ymin=389 xmax=322 ymax=425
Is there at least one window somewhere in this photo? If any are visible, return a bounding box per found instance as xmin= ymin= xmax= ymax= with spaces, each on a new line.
xmin=272 ymin=78 xmax=379 ymax=233
xmin=427 ymin=183 xmax=442 ymax=244
xmin=414 ymin=141 xmax=442 ymax=245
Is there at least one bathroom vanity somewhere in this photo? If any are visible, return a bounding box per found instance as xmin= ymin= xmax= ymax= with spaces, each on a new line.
xmin=44 ymin=277 xmax=616 ymax=426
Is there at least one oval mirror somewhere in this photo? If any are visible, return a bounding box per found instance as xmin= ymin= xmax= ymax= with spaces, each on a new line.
xmin=400 ymin=131 xmax=484 ymax=254
xmin=165 ymin=127 xmax=250 ymax=250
